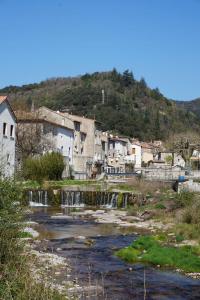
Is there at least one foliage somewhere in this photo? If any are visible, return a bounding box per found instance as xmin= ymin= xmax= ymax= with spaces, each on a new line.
xmin=2 ymin=69 xmax=200 ymax=141
xmin=175 ymin=191 xmax=195 ymax=208
xmin=117 ymin=192 xmax=123 ymax=208
xmin=23 ymin=152 xmax=65 ymax=182
xmin=155 ymin=203 xmax=166 ymax=209
xmin=0 ymin=179 xmax=65 ymax=299
xmin=116 ymin=235 xmax=200 ymax=272
xmin=165 ymin=155 xmax=173 ymax=165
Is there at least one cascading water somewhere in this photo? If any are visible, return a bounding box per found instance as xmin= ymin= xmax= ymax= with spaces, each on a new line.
xmin=61 ymin=190 xmax=130 ymax=208
xmin=122 ymin=194 xmax=128 ymax=209
xmin=28 ymin=189 xmax=131 ymax=208
xmin=29 ymin=190 xmax=48 ymax=207
xmin=61 ymin=191 xmax=85 ymax=208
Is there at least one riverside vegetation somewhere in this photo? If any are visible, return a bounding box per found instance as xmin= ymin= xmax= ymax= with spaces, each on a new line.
xmin=114 ymin=179 xmax=200 ymax=275
xmin=0 ymin=179 xmax=66 ymax=300
xmin=2 ymin=172 xmax=200 ymax=299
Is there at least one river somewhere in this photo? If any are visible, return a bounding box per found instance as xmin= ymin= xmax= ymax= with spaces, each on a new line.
xmin=29 ymin=207 xmax=200 ymax=300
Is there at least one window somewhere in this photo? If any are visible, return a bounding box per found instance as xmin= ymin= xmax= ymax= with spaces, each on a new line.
xmin=10 ymin=125 xmax=14 ymax=137
xmin=81 ymin=132 xmax=86 ymax=142
xmin=74 ymin=121 xmax=80 ymax=131
xmin=3 ymin=123 xmax=7 ymax=136
xmin=101 ymin=141 xmax=105 ymax=151
xmin=53 ymin=127 xmax=57 ymax=136
xmin=132 ymin=148 xmax=136 ymax=154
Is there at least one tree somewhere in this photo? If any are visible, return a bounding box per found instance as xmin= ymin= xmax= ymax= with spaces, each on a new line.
xmin=166 ymin=132 xmax=200 ymax=168
xmin=122 ymin=69 xmax=134 ymax=87
xmin=16 ymin=111 xmax=53 ymax=160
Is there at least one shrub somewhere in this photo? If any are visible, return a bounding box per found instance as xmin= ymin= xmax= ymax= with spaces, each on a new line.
xmin=23 ymin=152 xmax=65 ymax=182
xmin=181 ymin=202 xmax=200 ymax=224
xmin=0 ymin=179 xmax=65 ymax=299
xmin=175 ymin=191 xmax=195 ymax=208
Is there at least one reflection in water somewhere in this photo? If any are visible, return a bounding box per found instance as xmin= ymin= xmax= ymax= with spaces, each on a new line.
xmin=30 ymin=208 xmax=200 ymax=300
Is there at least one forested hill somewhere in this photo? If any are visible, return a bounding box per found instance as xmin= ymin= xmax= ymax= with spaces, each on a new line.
xmin=1 ymin=69 xmax=199 ymax=141
xmin=176 ymin=98 xmax=200 ymax=119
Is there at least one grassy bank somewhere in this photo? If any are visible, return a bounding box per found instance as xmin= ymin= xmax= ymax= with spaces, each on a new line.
xmin=0 ymin=179 xmax=66 ymax=300
xmin=116 ymin=235 xmax=200 ymax=273
xmin=22 ymin=179 xmax=99 ymax=189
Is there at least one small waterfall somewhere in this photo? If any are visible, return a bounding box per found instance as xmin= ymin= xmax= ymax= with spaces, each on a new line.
xmin=122 ymin=194 xmax=128 ymax=209
xmin=44 ymin=191 xmax=48 ymax=206
xmin=28 ymin=189 xmax=130 ymax=208
xmin=29 ymin=190 xmax=33 ymax=203
xmin=61 ymin=190 xmax=84 ymax=208
xmin=29 ymin=190 xmax=48 ymax=207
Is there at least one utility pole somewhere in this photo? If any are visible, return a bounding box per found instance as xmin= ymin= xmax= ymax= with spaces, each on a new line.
xmin=102 ymin=89 xmax=105 ymax=104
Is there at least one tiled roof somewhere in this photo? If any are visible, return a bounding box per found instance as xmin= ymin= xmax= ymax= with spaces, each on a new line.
xmin=0 ymin=95 xmax=7 ymax=104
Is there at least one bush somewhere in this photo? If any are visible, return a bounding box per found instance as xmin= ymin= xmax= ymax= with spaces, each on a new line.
xmin=175 ymin=191 xmax=195 ymax=208
xmin=0 ymin=179 xmax=65 ymax=299
xmin=181 ymin=202 xmax=200 ymax=224
xmin=23 ymin=152 xmax=65 ymax=182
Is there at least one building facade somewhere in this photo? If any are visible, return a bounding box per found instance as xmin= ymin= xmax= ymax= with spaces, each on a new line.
xmin=15 ymin=107 xmax=74 ymax=177
xmin=0 ymin=96 xmax=16 ymax=177
xmin=61 ymin=112 xmax=108 ymax=178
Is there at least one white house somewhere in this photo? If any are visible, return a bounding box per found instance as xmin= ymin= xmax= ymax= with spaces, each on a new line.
xmin=0 ymin=96 xmax=16 ymax=177
xmin=107 ymin=136 xmax=129 ymax=173
xmin=125 ymin=141 xmax=142 ymax=168
xmin=15 ymin=107 xmax=74 ymax=177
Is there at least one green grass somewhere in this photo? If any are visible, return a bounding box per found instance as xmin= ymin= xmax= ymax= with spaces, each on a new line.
xmin=17 ymin=231 xmax=33 ymax=238
xmin=116 ymin=235 xmax=200 ymax=273
xmin=109 ymin=184 xmax=138 ymax=192
xmin=155 ymin=203 xmax=166 ymax=209
xmin=22 ymin=179 xmax=99 ymax=189
xmin=48 ymin=179 xmax=98 ymax=186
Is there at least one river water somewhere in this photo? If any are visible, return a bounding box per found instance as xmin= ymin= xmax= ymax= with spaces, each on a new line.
xmin=30 ymin=207 xmax=200 ymax=300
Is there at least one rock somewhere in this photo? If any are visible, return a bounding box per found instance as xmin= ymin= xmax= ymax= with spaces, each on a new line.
xmin=95 ymin=210 xmax=105 ymax=214
xmin=77 ymin=235 xmax=86 ymax=240
xmin=140 ymin=210 xmax=155 ymax=221
xmin=121 ymin=216 xmax=141 ymax=222
xmin=51 ymin=215 xmax=73 ymax=220
xmin=68 ymin=285 xmax=103 ymax=294
xmin=84 ymin=239 xmax=95 ymax=246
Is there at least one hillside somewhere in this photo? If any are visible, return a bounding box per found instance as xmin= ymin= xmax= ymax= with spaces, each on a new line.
xmin=1 ymin=69 xmax=199 ymax=141
xmin=176 ymin=98 xmax=200 ymax=119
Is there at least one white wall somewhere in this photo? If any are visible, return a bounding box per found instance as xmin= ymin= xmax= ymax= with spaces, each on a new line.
xmin=132 ymin=144 xmax=142 ymax=168
xmin=56 ymin=127 xmax=74 ymax=164
xmin=0 ymin=101 xmax=16 ymax=177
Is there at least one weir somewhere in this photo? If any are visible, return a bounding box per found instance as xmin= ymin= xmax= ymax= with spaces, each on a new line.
xmin=28 ymin=189 xmax=132 ymax=208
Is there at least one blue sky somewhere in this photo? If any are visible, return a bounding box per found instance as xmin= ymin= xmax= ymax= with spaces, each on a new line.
xmin=0 ymin=0 xmax=199 ymax=100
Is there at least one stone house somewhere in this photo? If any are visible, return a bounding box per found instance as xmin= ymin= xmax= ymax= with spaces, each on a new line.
xmin=140 ymin=142 xmax=154 ymax=165
xmin=15 ymin=107 xmax=74 ymax=177
xmin=153 ymin=151 xmax=185 ymax=168
xmin=125 ymin=139 xmax=142 ymax=168
xmin=107 ymin=136 xmax=130 ymax=173
xmin=61 ymin=112 xmax=108 ymax=178
xmin=0 ymin=96 xmax=16 ymax=177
